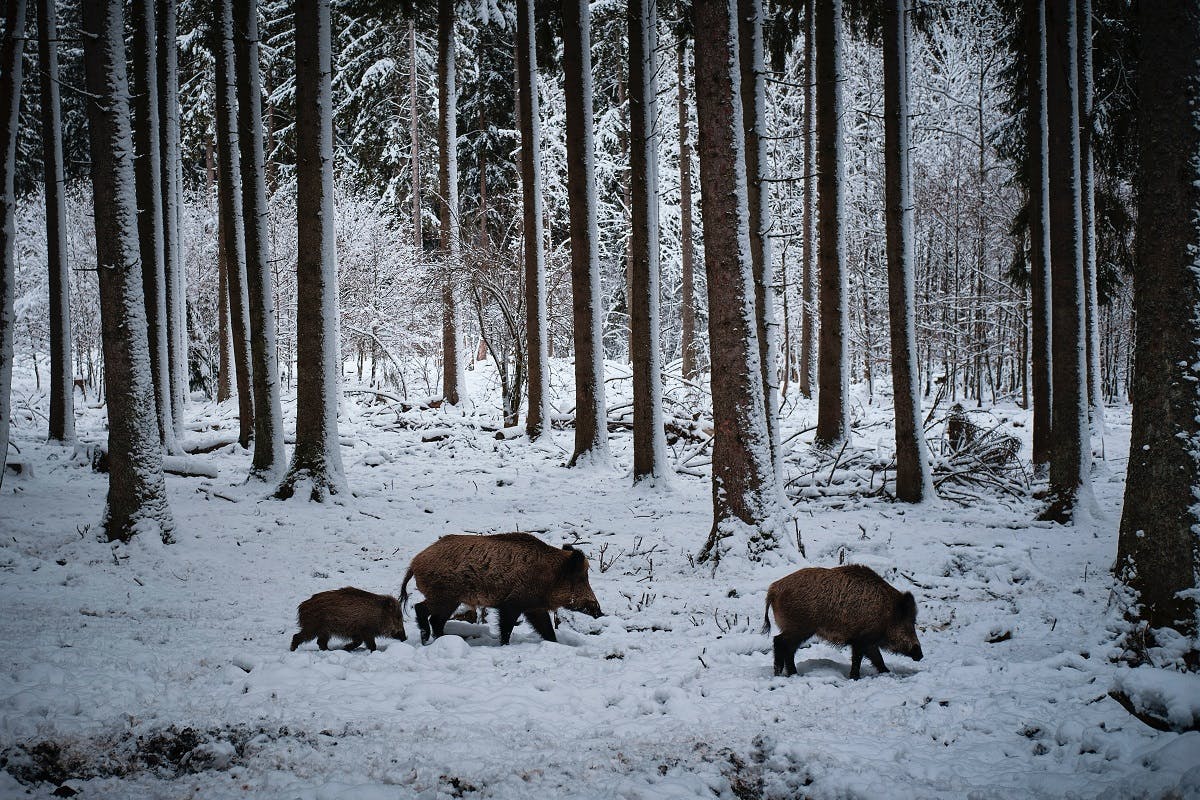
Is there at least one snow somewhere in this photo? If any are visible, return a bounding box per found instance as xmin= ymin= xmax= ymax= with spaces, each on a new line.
xmin=1113 ymin=667 xmax=1200 ymax=731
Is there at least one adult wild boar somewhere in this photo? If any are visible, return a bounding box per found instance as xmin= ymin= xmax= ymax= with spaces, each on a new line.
xmin=400 ymin=532 xmax=603 ymax=645
xmin=290 ymin=586 xmax=406 ymax=652
xmin=763 ymin=564 xmax=923 ymax=679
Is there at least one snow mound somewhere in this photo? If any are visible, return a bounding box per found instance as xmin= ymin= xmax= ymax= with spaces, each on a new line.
xmin=1113 ymin=667 xmax=1200 ymax=731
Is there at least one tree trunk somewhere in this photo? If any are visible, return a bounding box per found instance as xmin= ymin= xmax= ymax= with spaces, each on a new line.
xmin=277 ymin=0 xmax=346 ymax=501
xmin=131 ymin=0 xmax=180 ymax=454
xmin=628 ymin=0 xmax=668 ymax=482
xmin=883 ymin=0 xmax=931 ymax=503
xmin=0 ymin=0 xmax=22 ymax=483
xmin=157 ymin=0 xmax=186 ymax=438
xmin=1076 ymin=0 xmax=1103 ymax=434
xmin=234 ymin=0 xmax=286 ymax=478
xmin=813 ymin=0 xmax=848 ymax=448
xmin=693 ymin=0 xmax=780 ymax=564
xmin=438 ymin=0 xmax=465 ymax=405
xmin=1041 ymin=0 xmax=1091 ymax=522
xmin=678 ymin=39 xmax=698 ymax=382
xmin=214 ymin=0 xmax=254 ymax=447
xmin=38 ymin=0 xmax=74 ymax=443
xmin=1116 ymin=0 xmax=1200 ymax=639
xmin=517 ymin=0 xmax=549 ymax=440
xmin=799 ymin=0 xmax=816 ymax=399
xmin=409 ymin=19 xmax=421 ymax=256
xmin=216 ymin=206 xmax=234 ymax=402
xmin=81 ymin=0 xmax=174 ymax=542
xmin=738 ymin=0 xmax=780 ymax=480
xmin=563 ymin=0 xmax=608 ymax=467
xmin=1026 ymin=0 xmax=1053 ymax=468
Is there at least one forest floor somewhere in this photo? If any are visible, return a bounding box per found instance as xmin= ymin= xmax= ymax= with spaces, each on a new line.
xmin=1 ymin=363 xmax=1198 ymax=799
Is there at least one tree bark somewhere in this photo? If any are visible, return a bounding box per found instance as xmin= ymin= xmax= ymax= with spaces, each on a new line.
xmin=234 ymin=0 xmax=286 ymax=478
xmin=883 ymin=0 xmax=931 ymax=503
xmin=0 ymin=0 xmax=21 ymax=482
xmin=409 ymin=19 xmax=421 ymax=256
xmin=214 ymin=0 xmax=254 ymax=447
xmin=628 ymin=0 xmax=668 ymax=481
xmin=813 ymin=0 xmax=848 ymax=448
xmin=799 ymin=0 xmax=816 ymax=399
xmin=81 ymin=0 xmax=174 ymax=542
xmin=130 ymin=0 xmax=180 ymax=454
xmin=563 ymin=0 xmax=608 ymax=466
xmin=438 ymin=0 xmax=465 ymax=405
xmin=517 ymin=0 xmax=549 ymax=440
xmin=1026 ymin=0 xmax=1053 ymax=468
xmin=157 ymin=0 xmax=186 ymax=437
xmin=1116 ymin=0 xmax=1200 ymax=638
xmin=1076 ymin=0 xmax=1103 ymax=433
xmin=693 ymin=0 xmax=779 ymax=563
xmin=38 ymin=0 xmax=74 ymax=443
xmin=1041 ymin=0 xmax=1091 ymax=522
xmin=216 ymin=204 xmax=234 ymax=402
xmin=277 ymin=0 xmax=347 ymax=501
xmin=678 ymin=39 xmax=698 ymax=382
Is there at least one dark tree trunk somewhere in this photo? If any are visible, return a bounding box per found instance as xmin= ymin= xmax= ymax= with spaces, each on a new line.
xmin=81 ymin=0 xmax=174 ymax=541
xmin=799 ymin=0 xmax=816 ymax=399
xmin=1026 ymin=0 xmax=1053 ymax=468
xmin=157 ymin=0 xmax=186 ymax=438
xmin=1116 ymin=0 xmax=1200 ymax=638
xmin=0 ymin=0 xmax=21 ymax=482
xmin=678 ymin=38 xmax=698 ymax=382
xmin=438 ymin=0 xmax=464 ymax=405
xmin=277 ymin=0 xmax=346 ymax=501
xmin=1041 ymin=0 xmax=1091 ymax=522
xmin=234 ymin=0 xmax=285 ymax=478
xmin=814 ymin=0 xmax=848 ymax=448
xmin=563 ymin=0 xmax=608 ymax=466
xmin=693 ymin=0 xmax=780 ymax=563
xmin=38 ymin=0 xmax=74 ymax=443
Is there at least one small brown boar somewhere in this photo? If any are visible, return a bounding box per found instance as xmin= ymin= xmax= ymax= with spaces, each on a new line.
xmin=290 ymin=587 xmax=407 ymax=652
xmin=763 ymin=564 xmax=923 ymax=679
xmin=400 ymin=532 xmax=603 ymax=645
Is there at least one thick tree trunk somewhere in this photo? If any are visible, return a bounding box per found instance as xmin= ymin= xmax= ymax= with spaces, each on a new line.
xmin=277 ymin=0 xmax=346 ymax=501
xmin=738 ymin=0 xmax=780 ymax=480
xmin=38 ymin=0 xmax=74 ymax=443
xmin=157 ymin=0 xmax=186 ymax=437
xmin=438 ymin=0 xmax=465 ymax=405
xmin=693 ymin=0 xmax=779 ymax=563
xmin=628 ymin=0 xmax=668 ymax=481
xmin=1041 ymin=0 xmax=1091 ymax=522
xmin=678 ymin=39 xmax=698 ymax=382
xmin=214 ymin=0 xmax=254 ymax=447
xmin=1076 ymin=0 xmax=1103 ymax=433
xmin=563 ymin=0 xmax=608 ymax=466
xmin=216 ymin=207 xmax=234 ymax=402
xmin=1116 ymin=0 xmax=1200 ymax=638
xmin=1026 ymin=0 xmax=1053 ymax=468
xmin=409 ymin=19 xmax=421 ymax=256
xmin=798 ymin=0 xmax=816 ymax=399
xmin=234 ymin=0 xmax=285 ymax=478
xmin=813 ymin=0 xmax=848 ymax=448
xmin=517 ymin=0 xmax=549 ymax=440
xmin=0 ymin=0 xmax=21 ymax=482
xmin=130 ymin=0 xmax=180 ymax=454
xmin=883 ymin=0 xmax=931 ymax=503
xmin=81 ymin=0 xmax=174 ymax=542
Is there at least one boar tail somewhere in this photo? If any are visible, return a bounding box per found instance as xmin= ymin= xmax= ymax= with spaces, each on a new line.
xmin=761 ymin=589 xmax=773 ymax=636
xmin=399 ymin=566 xmax=414 ymax=615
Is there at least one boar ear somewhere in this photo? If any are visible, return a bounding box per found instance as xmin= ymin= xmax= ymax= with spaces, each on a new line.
xmin=563 ymin=547 xmax=587 ymax=574
xmin=897 ymin=592 xmax=917 ymax=621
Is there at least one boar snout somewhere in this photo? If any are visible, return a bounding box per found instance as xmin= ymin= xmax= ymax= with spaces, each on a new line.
xmin=910 ymin=644 xmax=924 ymax=661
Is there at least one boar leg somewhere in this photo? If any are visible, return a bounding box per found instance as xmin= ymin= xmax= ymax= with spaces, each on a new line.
xmin=524 ymin=609 xmax=556 ymax=643
xmin=428 ymin=603 xmax=455 ymax=639
xmin=364 ymin=636 xmax=377 ymax=652
xmin=415 ymin=601 xmax=432 ymax=643
xmin=343 ymin=639 xmax=363 ymax=651
xmin=498 ymin=605 xmax=521 ymax=645
xmin=290 ymin=629 xmax=314 ymax=651
xmin=864 ymin=644 xmax=889 ymax=675
xmin=849 ymin=643 xmax=864 ymax=679
xmin=773 ymin=633 xmax=806 ymax=677
xmin=317 ymin=634 xmax=331 ymax=651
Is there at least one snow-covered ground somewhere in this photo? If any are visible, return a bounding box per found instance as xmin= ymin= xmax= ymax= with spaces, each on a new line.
xmin=1 ymin=363 xmax=1198 ymax=799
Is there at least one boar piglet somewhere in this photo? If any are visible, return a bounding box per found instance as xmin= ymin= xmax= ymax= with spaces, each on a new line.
xmin=290 ymin=587 xmax=406 ymax=652
xmin=400 ymin=532 xmax=603 ymax=645
xmin=763 ymin=564 xmax=923 ymax=679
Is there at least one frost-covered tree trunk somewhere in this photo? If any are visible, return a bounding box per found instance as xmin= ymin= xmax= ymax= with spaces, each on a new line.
xmin=130 ymin=0 xmax=180 ymax=455
xmin=438 ymin=0 xmax=465 ymax=406
xmin=157 ymin=0 xmax=186 ymax=438
xmin=1041 ymin=0 xmax=1091 ymax=522
xmin=38 ymin=0 xmax=73 ymax=444
xmin=628 ymin=0 xmax=668 ymax=481
xmin=214 ymin=0 xmax=254 ymax=448
xmin=234 ymin=0 xmax=285 ymax=478
xmin=409 ymin=19 xmax=421 ymax=256
xmin=1076 ymin=0 xmax=1103 ymax=434
xmin=1116 ymin=0 xmax=1200 ymax=638
xmin=0 ymin=0 xmax=22 ymax=481
xmin=678 ymin=39 xmax=698 ymax=383
xmin=517 ymin=0 xmax=549 ymax=440
xmin=813 ymin=0 xmax=848 ymax=448
xmin=563 ymin=0 xmax=608 ymax=467
xmin=883 ymin=0 xmax=931 ymax=503
xmin=738 ymin=0 xmax=780 ymax=481
xmin=1026 ymin=0 xmax=1053 ymax=469
xmin=693 ymin=0 xmax=780 ymax=563
xmin=277 ymin=0 xmax=347 ymax=501
xmin=798 ymin=0 xmax=816 ymax=400
xmin=81 ymin=0 xmax=174 ymax=542
xmin=216 ymin=208 xmax=234 ymax=402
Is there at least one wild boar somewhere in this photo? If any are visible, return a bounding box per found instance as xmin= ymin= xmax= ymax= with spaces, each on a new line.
xmin=762 ymin=564 xmax=923 ymax=679
xmin=290 ymin=586 xmax=407 ymax=652
xmin=400 ymin=532 xmax=603 ymax=645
